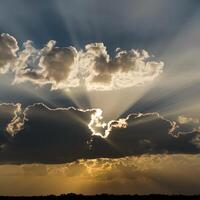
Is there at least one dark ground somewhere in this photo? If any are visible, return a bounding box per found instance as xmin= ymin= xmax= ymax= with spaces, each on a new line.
xmin=0 ymin=194 xmax=200 ymax=200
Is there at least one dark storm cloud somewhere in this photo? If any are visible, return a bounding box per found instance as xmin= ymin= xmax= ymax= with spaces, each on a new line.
xmin=0 ymin=103 xmax=199 ymax=164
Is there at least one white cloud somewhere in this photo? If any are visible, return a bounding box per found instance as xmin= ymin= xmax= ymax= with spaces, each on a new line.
xmin=77 ymin=43 xmax=164 ymax=91
xmin=0 ymin=103 xmax=22 ymax=136
xmin=12 ymin=40 xmax=78 ymax=90
xmin=5 ymin=103 xmax=23 ymax=136
xmin=0 ymin=34 xmax=164 ymax=91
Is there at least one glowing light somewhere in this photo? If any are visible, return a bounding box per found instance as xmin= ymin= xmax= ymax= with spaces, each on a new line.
xmin=88 ymin=108 xmax=127 ymax=138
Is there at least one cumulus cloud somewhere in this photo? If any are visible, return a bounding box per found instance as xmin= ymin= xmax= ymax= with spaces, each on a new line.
xmin=0 ymin=33 xmax=164 ymax=91
xmin=12 ymin=40 xmax=43 ymax=84
xmin=79 ymin=43 xmax=164 ymax=90
xmin=39 ymin=41 xmax=77 ymax=89
xmin=0 ymin=103 xmax=199 ymax=164
xmin=13 ymin=40 xmax=78 ymax=89
xmin=0 ymin=33 xmax=18 ymax=74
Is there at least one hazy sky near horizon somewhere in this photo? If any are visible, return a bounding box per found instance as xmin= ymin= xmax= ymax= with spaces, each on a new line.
xmin=0 ymin=0 xmax=200 ymax=195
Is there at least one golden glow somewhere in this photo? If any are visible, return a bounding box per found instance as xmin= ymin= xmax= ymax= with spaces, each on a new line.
xmin=0 ymin=154 xmax=200 ymax=195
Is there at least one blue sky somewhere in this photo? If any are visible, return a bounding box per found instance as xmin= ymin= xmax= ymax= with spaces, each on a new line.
xmin=0 ymin=0 xmax=199 ymax=53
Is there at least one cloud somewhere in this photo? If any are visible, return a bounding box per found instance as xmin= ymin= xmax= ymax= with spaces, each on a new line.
xmin=39 ymin=41 xmax=77 ymax=89
xmin=0 ymin=33 xmax=18 ymax=74
xmin=178 ymin=115 xmax=199 ymax=125
xmin=0 ymin=33 xmax=164 ymax=91
xmin=0 ymin=103 xmax=22 ymax=152
xmin=176 ymin=115 xmax=200 ymax=149
xmin=1 ymin=154 xmax=200 ymax=195
xmin=88 ymin=110 xmax=176 ymax=139
xmin=88 ymin=108 xmax=127 ymax=138
xmin=176 ymin=115 xmax=200 ymax=134
xmin=13 ymin=40 xmax=78 ymax=89
xmin=79 ymin=43 xmax=164 ymax=91
xmin=12 ymin=40 xmax=44 ymax=85
xmin=0 ymin=103 xmax=21 ymax=135
xmin=6 ymin=103 xmax=23 ymax=136
xmin=22 ymin=164 xmax=47 ymax=176
xmin=0 ymin=103 xmax=199 ymax=164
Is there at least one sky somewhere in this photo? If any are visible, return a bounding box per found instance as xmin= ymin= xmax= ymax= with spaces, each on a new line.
xmin=0 ymin=0 xmax=200 ymax=195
